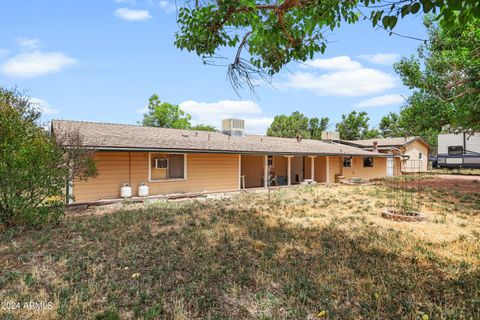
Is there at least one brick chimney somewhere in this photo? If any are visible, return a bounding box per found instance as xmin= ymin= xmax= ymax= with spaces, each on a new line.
xmin=296 ymin=132 xmax=303 ymax=143
xmin=373 ymin=141 xmax=378 ymax=151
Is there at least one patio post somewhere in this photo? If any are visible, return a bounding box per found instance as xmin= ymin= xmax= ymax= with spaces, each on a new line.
xmin=264 ymin=155 xmax=268 ymax=188
xmin=287 ymin=156 xmax=292 ymax=185
xmin=326 ymin=156 xmax=330 ymax=183
xmin=309 ymin=156 xmax=316 ymax=182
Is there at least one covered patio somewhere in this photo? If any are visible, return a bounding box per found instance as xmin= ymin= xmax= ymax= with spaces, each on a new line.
xmin=240 ymin=154 xmax=339 ymax=189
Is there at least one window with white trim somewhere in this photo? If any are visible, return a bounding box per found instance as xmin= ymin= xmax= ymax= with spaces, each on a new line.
xmin=150 ymin=153 xmax=185 ymax=181
xmin=343 ymin=157 xmax=351 ymax=167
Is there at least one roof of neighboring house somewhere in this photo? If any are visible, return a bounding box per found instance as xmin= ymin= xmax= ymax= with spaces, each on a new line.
xmin=342 ymin=136 xmax=429 ymax=149
xmin=51 ymin=120 xmax=388 ymax=157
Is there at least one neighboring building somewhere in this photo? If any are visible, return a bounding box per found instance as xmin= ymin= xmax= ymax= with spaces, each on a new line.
xmin=340 ymin=137 xmax=430 ymax=173
xmin=436 ymin=132 xmax=480 ymax=168
xmin=52 ymin=119 xmax=400 ymax=203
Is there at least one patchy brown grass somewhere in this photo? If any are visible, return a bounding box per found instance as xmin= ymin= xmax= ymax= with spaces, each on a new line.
xmin=1 ymin=179 xmax=479 ymax=319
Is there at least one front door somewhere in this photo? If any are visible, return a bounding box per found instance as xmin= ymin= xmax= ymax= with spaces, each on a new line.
xmin=387 ymin=158 xmax=394 ymax=177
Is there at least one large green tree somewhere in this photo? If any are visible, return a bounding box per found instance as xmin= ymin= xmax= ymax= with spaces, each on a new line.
xmin=175 ymin=0 xmax=479 ymax=89
xmin=384 ymin=92 xmax=453 ymax=148
xmin=142 ymin=94 xmax=216 ymax=131
xmin=266 ymin=111 xmax=329 ymax=139
xmin=379 ymin=112 xmax=404 ymax=137
xmin=0 ymin=88 xmax=96 ymax=227
xmin=394 ymin=17 xmax=479 ymax=132
xmin=142 ymin=94 xmax=192 ymax=129
xmin=336 ymin=111 xmax=379 ymax=140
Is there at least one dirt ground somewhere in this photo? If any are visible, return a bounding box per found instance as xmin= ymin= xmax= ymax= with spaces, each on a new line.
xmin=413 ymin=174 xmax=480 ymax=194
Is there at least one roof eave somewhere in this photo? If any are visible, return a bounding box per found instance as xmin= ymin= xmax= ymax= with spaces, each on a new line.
xmin=85 ymin=145 xmax=389 ymax=157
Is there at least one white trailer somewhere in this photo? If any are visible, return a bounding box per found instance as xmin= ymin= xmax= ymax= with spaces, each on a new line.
xmin=437 ymin=132 xmax=480 ymax=168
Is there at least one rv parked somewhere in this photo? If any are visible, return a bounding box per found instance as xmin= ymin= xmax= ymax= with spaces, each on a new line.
xmin=436 ymin=132 xmax=480 ymax=168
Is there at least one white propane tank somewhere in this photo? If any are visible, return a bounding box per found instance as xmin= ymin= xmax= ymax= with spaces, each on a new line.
xmin=120 ymin=183 xmax=132 ymax=198
xmin=138 ymin=183 xmax=149 ymax=197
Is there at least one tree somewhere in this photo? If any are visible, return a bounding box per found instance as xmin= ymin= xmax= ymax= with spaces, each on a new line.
xmin=0 ymin=87 xmax=96 ymax=227
xmin=308 ymin=117 xmax=330 ymax=140
xmin=54 ymin=128 xmax=98 ymax=203
xmin=190 ymin=124 xmax=217 ymax=131
xmin=336 ymin=111 xmax=380 ymax=140
xmin=394 ymin=17 xmax=479 ymax=132
xmin=141 ymin=94 xmax=216 ymax=131
xmin=400 ymin=92 xmax=453 ymax=147
xmin=175 ymin=0 xmax=479 ymax=90
xmin=142 ymin=94 xmax=192 ymax=129
xmin=379 ymin=112 xmax=403 ymax=137
xmin=266 ymin=111 xmax=329 ymax=139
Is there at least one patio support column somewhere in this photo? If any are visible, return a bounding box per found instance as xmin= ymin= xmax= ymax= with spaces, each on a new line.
xmin=309 ymin=156 xmax=316 ymax=182
xmin=264 ymin=155 xmax=268 ymax=188
xmin=238 ymin=154 xmax=242 ymax=189
xmin=326 ymin=156 xmax=330 ymax=184
xmin=286 ymin=156 xmax=292 ymax=185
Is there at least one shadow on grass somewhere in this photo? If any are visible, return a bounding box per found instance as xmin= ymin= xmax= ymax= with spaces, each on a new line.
xmin=1 ymin=199 xmax=479 ymax=319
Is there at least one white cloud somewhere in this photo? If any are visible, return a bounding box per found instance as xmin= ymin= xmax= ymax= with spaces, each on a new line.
xmin=137 ymin=100 xmax=272 ymax=134
xmin=1 ymin=51 xmax=76 ymax=78
xmin=30 ymin=98 xmax=59 ymax=115
xmin=115 ymin=8 xmax=152 ymax=21
xmin=283 ymin=68 xmax=396 ymax=96
xmin=301 ymin=56 xmax=363 ymax=71
xmin=242 ymin=117 xmax=274 ymax=134
xmin=159 ymin=0 xmax=176 ymax=13
xmin=353 ymin=94 xmax=405 ymax=108
xmin=180 ymin=100 xmax=271 ymax=134
xmin=16 ymin=38 xmax=41 ymax=50
xmin=359 ymin=53 xmax=401 ymax=65
xmin=180 ymin=100 xmax=262 ymax=116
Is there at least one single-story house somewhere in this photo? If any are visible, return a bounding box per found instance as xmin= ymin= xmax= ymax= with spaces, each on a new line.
xmin=52 ymin=119 xmax=401 ymax=203
xmin=340 ymin=137 xmax=430 ymax=173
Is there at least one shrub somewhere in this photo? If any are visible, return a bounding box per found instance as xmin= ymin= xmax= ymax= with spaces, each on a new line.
xmin=0 ymin=87 xmax=96 ymax=227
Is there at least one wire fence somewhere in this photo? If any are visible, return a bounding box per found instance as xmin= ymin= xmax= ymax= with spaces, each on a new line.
xmin=384 ymin=159 xmax=423 ymax=215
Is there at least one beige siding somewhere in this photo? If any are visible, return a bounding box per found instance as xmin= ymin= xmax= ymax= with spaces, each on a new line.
xmin=304 ymin=157 xmax=312 ymax=180
xmin=241 ymin=155 xmax=264 ymax=188
xmin=342 ymin=156 xmax=387 ymax=180
xmin=290 ymin=156 xmax=304 ymax=184
xmin=73 ymin=152 xmax=239 ymax=202
xmin=314 ymin=157 xmax=327 ymax=182
xmin=328 ymin=156 xmax=342 ymax=182
xmin=272 ymin=156 xmax=288 ymax=178
xmin=402 ymin=140 xmax=429 ymax=172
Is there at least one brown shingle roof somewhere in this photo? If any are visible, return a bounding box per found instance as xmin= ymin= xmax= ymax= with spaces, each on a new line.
xmin=344 ymin=136 xmax=429 ymax=148
xmin=51 ymin=120 xmax=387 ymax=157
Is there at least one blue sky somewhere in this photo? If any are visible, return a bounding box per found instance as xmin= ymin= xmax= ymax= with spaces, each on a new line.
xmin=0 ymin=0 xmax=427 ymax=134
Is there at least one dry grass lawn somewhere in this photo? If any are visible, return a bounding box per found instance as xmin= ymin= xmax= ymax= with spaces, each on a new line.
xmin=1 ymin=176 xmax=479 ymax=319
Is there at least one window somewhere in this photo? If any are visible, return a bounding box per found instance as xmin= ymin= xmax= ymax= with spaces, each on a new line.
xmin=150 ymin=153 xmax=185 ymax=181
xmin=363 ymin=157 xmax=374 ymax=167
xmin=418 ymin=152 xmax=423 ymax=160
xmin=343 ymin=157 xmax=351 ymax=167
xmin=448 ymin=146 xmax=463 ymax=155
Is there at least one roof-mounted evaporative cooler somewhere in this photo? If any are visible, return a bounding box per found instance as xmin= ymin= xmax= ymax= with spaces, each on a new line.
xmin=321 ymin=131 xmax=340 ymax=142
xmin=222 ymin=119 xmax=245 ymax=137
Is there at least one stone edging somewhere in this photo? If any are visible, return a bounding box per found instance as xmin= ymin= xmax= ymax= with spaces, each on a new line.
xmin=382 ymin=209 xmax=427 ymax=222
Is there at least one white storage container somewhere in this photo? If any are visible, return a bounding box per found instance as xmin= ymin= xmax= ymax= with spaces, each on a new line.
xmin=138 ymin=183 xmax=149 ymax=197
xmin=120 ymin=183 xmax=132 ymax=198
